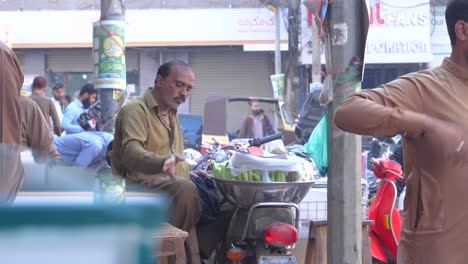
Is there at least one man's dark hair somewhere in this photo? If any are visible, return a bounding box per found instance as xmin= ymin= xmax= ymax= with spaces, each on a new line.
xmin=52 ymin=83 xmax=64 ymax=91
xmin=32 ymin=76 xmax=47 ymax=89
xmin=155 ymin=60 xmax=190 ymax=81
xmin=446 ymin=0 xmax=468 ymax=47
xmin=79 ymin=83 xmax=97 ymax=97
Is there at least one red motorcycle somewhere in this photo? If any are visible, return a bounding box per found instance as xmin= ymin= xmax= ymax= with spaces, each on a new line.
xmin=368 ymin=158 xmax=403 ymax=264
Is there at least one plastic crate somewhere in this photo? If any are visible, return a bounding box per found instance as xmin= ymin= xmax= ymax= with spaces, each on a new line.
xmin=299 ymin=200 xmax=328 ymax=223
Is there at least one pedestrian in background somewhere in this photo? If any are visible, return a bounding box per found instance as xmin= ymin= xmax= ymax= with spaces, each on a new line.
xmin=334 ymin=0 xmax=468 ymax=262
xmin=51 ymin=83 xmax=65 ymax=122
xmin=61 ymin=83 xmax=97 ymax=134
xmin=19 ymin=96 xmax=59 ymax=162
xmin=29 ymin=76 xmax=62 ymax=137
xmin=239 ymin=99 xmax=275 ymax=138
xmin=62 ymin=95 xmax=71 ymax=109
xmin=54 ymin=131 xmax=113 ymax=170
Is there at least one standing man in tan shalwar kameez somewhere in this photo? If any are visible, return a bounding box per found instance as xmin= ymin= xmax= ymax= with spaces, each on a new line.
xmin=334 ymin=0 xmax=468 ymax=263
xmin=19 ymin=96 xmax=60 ymax=162
xmin=0 ymin=40 xmax=25 ymax=204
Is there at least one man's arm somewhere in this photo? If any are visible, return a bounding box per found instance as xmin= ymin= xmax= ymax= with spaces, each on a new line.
xmin=49 ymin=100 xmax=62 ymax=136
xmin=119 ymin=107 xmax=171 ymax=174
xmin=21 ymin=97 xmax=59 ymax=161
xmin=334 ymin=77 xmax=427 ymax=139
xmin=61 ymin=105 xmax=85 ymax=134
xmin=77 ymin=111 xmax=95 ymax=131
xmin=77 ymin=101 xmax=100 ymax=131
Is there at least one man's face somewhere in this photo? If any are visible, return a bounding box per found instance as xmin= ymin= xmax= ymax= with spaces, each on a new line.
xmin=89 ymin=93 xmax=97 ymax=105
xmin=53 ymin=88 xmax=64 ymax=101
xmin=82 ymin=93 xmax=97 ymax=109
xmin=156 ymin=64 xmax=194 ymax=111
xmin=250 ymin=101 xmax=261 ymax=113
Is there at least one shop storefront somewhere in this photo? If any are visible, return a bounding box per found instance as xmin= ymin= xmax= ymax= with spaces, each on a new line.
xmin=0 ymin=8 xmax=288 ymax=117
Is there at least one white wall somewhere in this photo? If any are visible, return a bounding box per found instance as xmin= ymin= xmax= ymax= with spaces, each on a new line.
xmin=21 ymin=52 xmax=45 ymax=76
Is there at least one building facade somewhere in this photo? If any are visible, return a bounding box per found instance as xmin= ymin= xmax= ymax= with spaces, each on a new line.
xmin=0 ymin=3 xmax=289 ymax=131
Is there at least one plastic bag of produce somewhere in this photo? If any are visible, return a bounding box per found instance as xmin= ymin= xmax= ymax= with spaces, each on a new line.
xmin=229 ymin=152 xmax=299 ymax=182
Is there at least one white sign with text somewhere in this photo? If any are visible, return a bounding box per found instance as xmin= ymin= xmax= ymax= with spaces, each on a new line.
xmin=300 ymin=0 xmax=432 ymax=64
xmin=0 ymin=9 xmax=288 ymax=48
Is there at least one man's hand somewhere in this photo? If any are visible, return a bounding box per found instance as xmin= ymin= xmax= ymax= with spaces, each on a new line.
xmin=418 ymin=117 xmax=468 ymax=166
xmin=162 ymin=154 xmax=186 ymax=178
xmin=190 ymin=170 xmax=209 ymax=178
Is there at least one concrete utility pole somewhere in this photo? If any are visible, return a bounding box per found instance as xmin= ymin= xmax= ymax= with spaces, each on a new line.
xmin=286 ymin=0 xmax=300 ymax=111
xmin=311 ymin=14 xmax=321 ymax=84
xmin=324 ymin=0 xmax=367 ymax=263
xmin=96 ymin=0 xmax=126 ymax=133
xmin=274 ymin=6 xmax=282 ymax=74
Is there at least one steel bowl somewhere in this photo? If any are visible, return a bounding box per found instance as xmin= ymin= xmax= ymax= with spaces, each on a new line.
xmin=213 ymin=178 xmax=314 ymax=208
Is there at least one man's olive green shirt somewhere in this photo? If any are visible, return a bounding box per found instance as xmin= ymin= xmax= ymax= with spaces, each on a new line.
xmin=112 ymin=88 xmax=189 ymax=182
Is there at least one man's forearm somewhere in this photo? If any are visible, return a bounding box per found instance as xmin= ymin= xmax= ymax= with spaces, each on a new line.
xmin=335 ymin=95 xmax=427 ymax=139
xmin=62 ymin=123 xmax=85 ymax=133
xmin=122 ymin=140 xmax=169 ymax=174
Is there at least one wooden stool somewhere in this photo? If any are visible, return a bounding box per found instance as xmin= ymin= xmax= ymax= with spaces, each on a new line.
xmin=153 ymin=223 xmax=188 ymax=264
xmin=304 ymin=220 xmax=374 ymax=264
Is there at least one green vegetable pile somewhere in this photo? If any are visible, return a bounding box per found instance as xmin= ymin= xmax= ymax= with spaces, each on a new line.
xmin=211 ymin=160 xmax=286 ymax=182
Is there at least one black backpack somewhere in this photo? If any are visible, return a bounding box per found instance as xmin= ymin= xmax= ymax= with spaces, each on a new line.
xmin=190 ymin=175 xmax=221 ymax=225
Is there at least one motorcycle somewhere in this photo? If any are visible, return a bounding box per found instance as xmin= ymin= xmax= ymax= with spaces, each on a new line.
xmin=363 ymin=136 xmax=400 ymax=200
xmin=368 ymin=157 xmax=403 ymax=264
xmin=207 ymin=133 xmax=314 ymax=264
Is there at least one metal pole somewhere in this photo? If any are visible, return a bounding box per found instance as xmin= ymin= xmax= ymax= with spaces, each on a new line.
xmin=274 ymin=7 xmax=282 ymax=74
xmin=324 ymin=0 xmax=366 ymax=263
xmin=98 ymin=0 xmax=125 ymax=133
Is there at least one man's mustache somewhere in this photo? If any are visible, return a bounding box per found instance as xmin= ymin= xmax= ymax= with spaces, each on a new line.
xmin=175 ymin=96 xmax=186 ymax=103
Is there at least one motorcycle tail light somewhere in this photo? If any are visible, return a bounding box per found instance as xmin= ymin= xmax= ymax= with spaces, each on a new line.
xmin=226 ymin=247 xmax=246 ymax=261
xmin=264 ymin=222 xmax=297 ymax=247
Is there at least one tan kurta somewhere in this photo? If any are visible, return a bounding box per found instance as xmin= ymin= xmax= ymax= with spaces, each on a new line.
xmin=112 ymin=88 xmax=189 ymax=182
xmin=0 ymin=41 xmax=23 ymax=144
xmin=112 ymin=88 xmax=198 ymax=232
xmin=19 ymin=96 xmax=59 ymax=159
xmin=29 ymin=93 xmax=62 ymax=136
xmin=335 ymin=58 xmax=468 ymax=263
xmin=0 ymin=41 xmax=24 ymax=204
